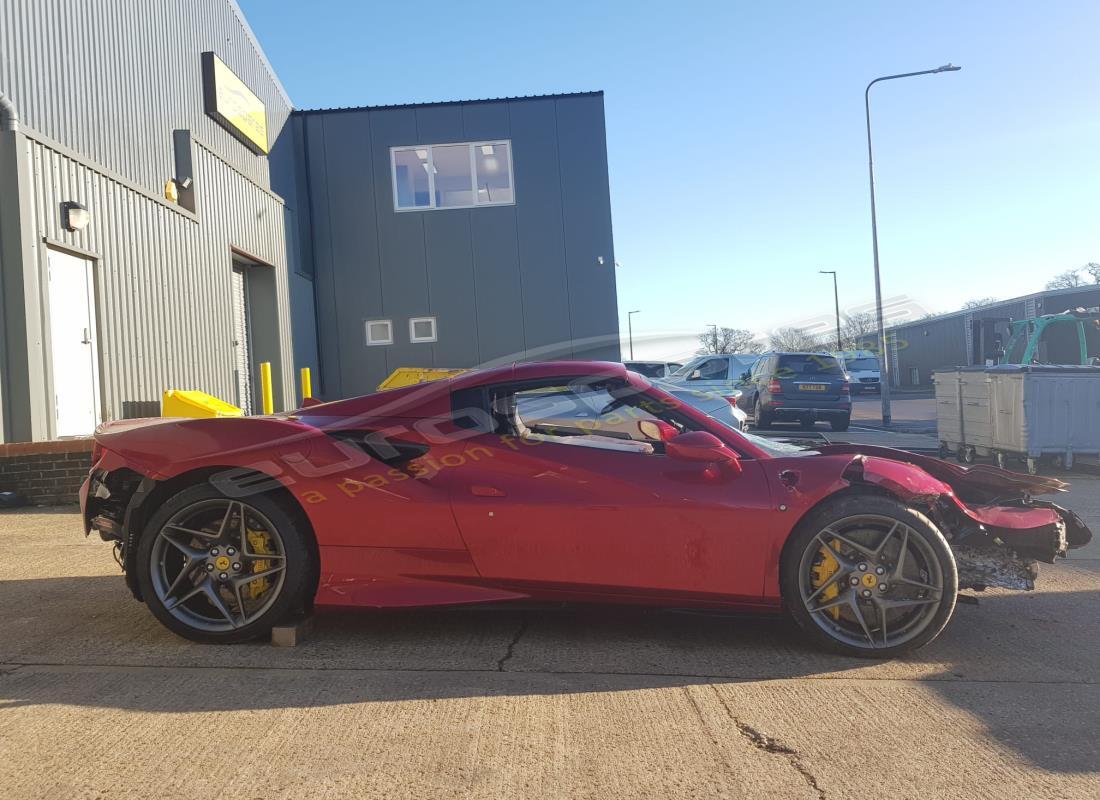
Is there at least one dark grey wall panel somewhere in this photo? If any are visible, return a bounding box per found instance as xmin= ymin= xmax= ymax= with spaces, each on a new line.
xmin=298 ymin=93 xmax=619 ymax=395
xmin=509 ymin=98 xmax=572 ymax=359
xmin=471 ymin=206 xmax=526 ymax=363
xmin=424 ymin=211 xmax=479 ymax=368
xmin=300 ymin=114 xmax=343 ymax=397
xmin=555 ymin=95 xmax=619 ymax=361
xmin=368 ymin=109 xmax=430 ymax=390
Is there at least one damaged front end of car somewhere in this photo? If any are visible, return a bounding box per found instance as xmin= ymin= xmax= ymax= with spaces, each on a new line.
xmin=830 ymin=445 xmax=1093 ymax=592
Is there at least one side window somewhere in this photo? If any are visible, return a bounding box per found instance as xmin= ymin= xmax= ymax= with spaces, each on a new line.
xmin=494 ymin=379 xmax=696 ymax=454
xmin=694 ymin=358 xmax=729 ymax=380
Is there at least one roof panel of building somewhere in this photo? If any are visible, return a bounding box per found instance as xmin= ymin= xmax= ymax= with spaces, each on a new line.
xmin=295 ymin=90 xmax=604 ymax=115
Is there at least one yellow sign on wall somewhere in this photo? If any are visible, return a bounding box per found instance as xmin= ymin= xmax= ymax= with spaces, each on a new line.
xmin=201 ymin=52 xmax=269 ymax=154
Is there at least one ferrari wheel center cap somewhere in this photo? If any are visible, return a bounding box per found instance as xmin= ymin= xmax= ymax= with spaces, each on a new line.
xmin=214 ymin=555 xmax=231 ymax=572
xmin=861 ymin=573 xmax=878 ymax=589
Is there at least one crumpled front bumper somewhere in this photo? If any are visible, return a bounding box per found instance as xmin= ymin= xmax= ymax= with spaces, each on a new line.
xmin=949 ymin=502 xmax=1090 ymax=591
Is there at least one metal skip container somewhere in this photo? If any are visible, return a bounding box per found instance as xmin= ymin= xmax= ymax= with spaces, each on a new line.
xmin=935 ymin=365 xmax=1100 ymax=473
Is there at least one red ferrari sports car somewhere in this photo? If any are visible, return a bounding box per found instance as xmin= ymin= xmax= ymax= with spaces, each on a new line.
xmin=82 ymin=361 xmax=1091 ymax=657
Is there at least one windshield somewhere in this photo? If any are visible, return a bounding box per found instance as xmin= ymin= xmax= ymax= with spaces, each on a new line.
xmin=776 ymin=354 xmax=843 ymax=376
xmin=845 ymin=357 xmax=879 ymax=371
xmin=670 ymin=359 xmax=702 ymax=377
xmin=625 ymin=362 xmax=667 ymax=378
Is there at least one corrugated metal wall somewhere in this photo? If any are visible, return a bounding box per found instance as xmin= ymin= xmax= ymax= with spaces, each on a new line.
xmin=0 ymin=0 xmax=290 ymax=191
xmin=0 ymin=0 xmax=306 ymax=437
xmin=890 ymin=287 xmax=1100 ymax=386
xmin=22 ymin=134 xmax=296 ymax=421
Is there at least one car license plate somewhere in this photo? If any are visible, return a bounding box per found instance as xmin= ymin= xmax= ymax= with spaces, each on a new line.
xmin=798 ymin=384 xmax=827 ymax=392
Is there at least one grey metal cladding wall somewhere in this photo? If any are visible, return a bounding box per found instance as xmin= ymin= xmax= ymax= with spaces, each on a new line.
xmin=24 ymin=134 xmax=295 ymax=418
xmin=0 ymin=0 xmax=290 ymax=193
xmin=554 ymin=95 xmax=619 ymax=360
xmin=509 ymin=98 xmax=572 ymax=360
xmin=302 ymin=93 xmax=620 ymax=397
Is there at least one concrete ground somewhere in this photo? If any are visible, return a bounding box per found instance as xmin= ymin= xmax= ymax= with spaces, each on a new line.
xmin=2 ymin=481 xmax=1099 ymax=799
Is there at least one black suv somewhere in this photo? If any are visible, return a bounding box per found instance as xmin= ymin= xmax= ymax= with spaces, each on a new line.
xmin=735 ymin=352 xmax=851 ymax=431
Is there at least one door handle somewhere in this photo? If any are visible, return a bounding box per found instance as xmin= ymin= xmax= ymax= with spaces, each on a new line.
xmin=470 ymin=485 xmax=505 ymax=497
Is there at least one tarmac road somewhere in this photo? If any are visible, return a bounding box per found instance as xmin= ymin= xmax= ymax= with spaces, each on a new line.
xmin=1 ymin=478 xmax=1098 ymax=799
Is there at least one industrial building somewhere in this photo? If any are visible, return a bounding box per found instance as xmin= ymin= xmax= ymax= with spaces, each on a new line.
xmin=877 ymin=285 xmax=1100 ymax=388
xmin=0 ymin=0 xmax=618 ymax=442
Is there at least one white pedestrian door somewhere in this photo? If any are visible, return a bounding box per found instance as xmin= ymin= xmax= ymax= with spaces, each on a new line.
xmin=47 ymin=248 xmax=101 ymax=437
xmin=231 ymin=266 xmax=253 ymax=414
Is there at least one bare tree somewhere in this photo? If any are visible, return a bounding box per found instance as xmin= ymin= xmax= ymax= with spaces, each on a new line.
xmin=1046 ymin=269 xmax=1084 ymax=289
xmin=961 ymin=297 xmax=998 ymax=310
xmin=1085 ymin=263 xmax=1100 ymax=284
xmin=697 ymin=327 xmax=764 ymax=355
xmin=839 ymin=311 xmax=877 ymax=350
xmin=768 ymin=327 xmax=821 ymax=352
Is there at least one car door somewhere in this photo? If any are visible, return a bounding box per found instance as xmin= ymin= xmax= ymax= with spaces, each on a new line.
xmin=737 ymin=357 xmax=769 ymax=412
xmin=443 ymin=380 xmax=780 ymax=601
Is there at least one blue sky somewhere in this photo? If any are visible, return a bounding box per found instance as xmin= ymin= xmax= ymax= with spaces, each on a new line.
xmin=241 ymin=0 xmax=1100 ymax=360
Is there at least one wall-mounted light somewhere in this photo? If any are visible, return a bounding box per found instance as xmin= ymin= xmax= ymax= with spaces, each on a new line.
xmin=62 ymin=201 xmax=90 ymax=232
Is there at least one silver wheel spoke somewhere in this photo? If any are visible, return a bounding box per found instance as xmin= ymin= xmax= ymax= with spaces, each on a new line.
xmin=848 ymin=598 xmax=876 ymax=648
xmin=878 ymin=596 xmax=940 ymax=610
xmin=809 ymin=593 xmax=851 ymax=614
xmin=822 ymin=528 xmax=877 ymax=559
xmin=164 ymin=559 xmax=200 ymax=600
xmin=879 ymin=603 xmax=889 ymax=647
xmin=159 ymin=530 xmax=210 ymax=561
xmin=805 ymin=567 xmax=847 ymax=605
xmin=873 ymin=521 xmax=901 ymax=559
xmin=164 ymin=579 xmax=207 ymax=611
xmin=891 ymin=528 xmax=911 ymax=579
xmin=894 ymin=576 xmax=939 ymax=592
xmin=815 ymin=532 xmax=856 ymax=570
xmin=163 ymin=524 xmax=218 ymax=542
xmin=232 ymin=565 xmax=286 ymax=588
xmin=217 ymin=501 xmax=242 ymax=540
xmin=200 ymin=581 xmax=239 ymax=628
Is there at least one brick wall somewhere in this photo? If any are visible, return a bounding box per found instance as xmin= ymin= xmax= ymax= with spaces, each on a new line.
xmin=0 ymin=439 xmax=94 ymax=505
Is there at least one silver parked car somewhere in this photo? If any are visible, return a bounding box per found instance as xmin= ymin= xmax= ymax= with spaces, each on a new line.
xmin=663 ymin=354 xmax=759 ymax=397
xmin=654 ymin=381 xmax=750 ymax=432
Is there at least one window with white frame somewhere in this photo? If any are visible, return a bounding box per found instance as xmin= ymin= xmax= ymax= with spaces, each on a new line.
xmin=409 ymin=316 xmax=438 ymax=343
xmin=365 ymin=319 xmax=393 ymax=346
xmin=391 ymin=141 xmax=514 ymax=211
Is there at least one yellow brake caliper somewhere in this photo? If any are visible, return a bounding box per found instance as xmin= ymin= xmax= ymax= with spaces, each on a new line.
xmin=245 ymin=528 xmax=273 ymax=600
xmin=810 ymin=539 xmax=842 ymax=620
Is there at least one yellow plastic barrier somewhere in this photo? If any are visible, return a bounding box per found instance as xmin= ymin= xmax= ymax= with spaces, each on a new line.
xmin=377 ymin=367 xmax=467 ymax=391
xmin=300 ymin=367 xmax=312 ymax=402
xmin=162 ymin=390 xmax=243 ymax=419
xmin=260 ymin=362 xmax=274 ymax=415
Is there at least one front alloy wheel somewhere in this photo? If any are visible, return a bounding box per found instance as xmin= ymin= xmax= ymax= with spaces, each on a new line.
xmin=781 ymin=494 xmax=958 ymax=657
xmin=137 ymin=484 xmax=312 ymax=643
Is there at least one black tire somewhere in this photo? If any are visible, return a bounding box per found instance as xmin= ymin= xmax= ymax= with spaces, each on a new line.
xmin=754 ymin=399 xmax=771 ymax=430
xmin=830 ymin=416 xmax=850 ymax=432
xmin=780 ymin=492 xmax=958 ymax=658
xmin=136 ymin=482 xmax=314 ymax=643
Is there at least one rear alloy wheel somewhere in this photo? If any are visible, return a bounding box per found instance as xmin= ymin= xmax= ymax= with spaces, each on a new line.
xmin=781 ymin=494 xmax=958 ymax=657
xmin=136 ymin=484 xmax=313 ymax=643
xmin=754 ymin=400 xmax=771 ymax=430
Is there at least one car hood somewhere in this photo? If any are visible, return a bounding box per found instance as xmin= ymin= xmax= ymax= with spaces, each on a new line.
xmin=808 ymin=443 xmax=1067 ymax=499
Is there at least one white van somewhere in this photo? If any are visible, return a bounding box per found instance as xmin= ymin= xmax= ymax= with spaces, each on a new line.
xmin=835 ymin=350 xmax=881 ymax=394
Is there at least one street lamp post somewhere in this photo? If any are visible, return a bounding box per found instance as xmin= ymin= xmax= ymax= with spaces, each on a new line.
xmin=865 ymin=63 xmax=960 ymax=426
xmin=627 ymin=310 xmax=641 ymax=359
xmin=820 ymin=270 xmax=842 ymax=351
